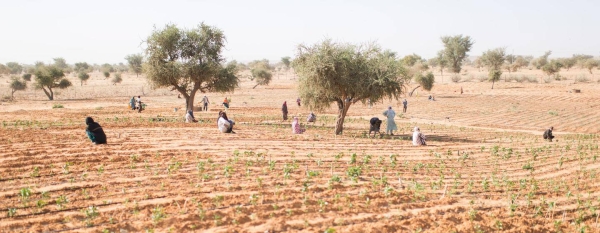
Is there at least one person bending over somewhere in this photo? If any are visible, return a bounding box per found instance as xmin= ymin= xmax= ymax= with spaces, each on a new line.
xmin=85 ymin=117 xmax=107 ymax=144
xmin=543 ymin=126 xmax=555 ymax=142
xmin=186 ymin=110 xmax=197 ymax=123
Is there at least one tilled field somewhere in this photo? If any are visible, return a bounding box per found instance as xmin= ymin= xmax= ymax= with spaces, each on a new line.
xmin=1 ymin=72 xmax=600 ymax=232
xmin=1 ymin=105 xmax=599 ymax=232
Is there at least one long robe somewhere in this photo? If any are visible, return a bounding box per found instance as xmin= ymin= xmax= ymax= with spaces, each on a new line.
xmin=382 ymin=109 xmax=397 ymax=133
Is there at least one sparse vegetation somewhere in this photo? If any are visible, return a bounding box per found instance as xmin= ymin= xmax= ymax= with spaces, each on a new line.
xmin=292 ymin=39 xmax=409 ymax=134
xmin=34 ymin=65 xmax=72 ymax=100
xmin=143 ymin=23 xmax=239 ymax=111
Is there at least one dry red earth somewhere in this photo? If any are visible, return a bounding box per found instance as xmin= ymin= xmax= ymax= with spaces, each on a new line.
xmin=1 ymin=68 xmax=600 ymax=232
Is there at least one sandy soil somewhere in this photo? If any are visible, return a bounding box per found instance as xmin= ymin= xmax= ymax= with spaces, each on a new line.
xmin=0 ymin=67 xmax=599 ymax=232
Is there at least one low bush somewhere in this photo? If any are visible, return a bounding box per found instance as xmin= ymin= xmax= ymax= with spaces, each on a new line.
xmin=451 ymin=75 xmax=461 ymax=83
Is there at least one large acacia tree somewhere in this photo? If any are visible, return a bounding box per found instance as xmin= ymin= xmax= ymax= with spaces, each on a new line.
xmin=292 ymin=40 xmax=409 ymax=135
xmin=480 ymin=48 xmax=506 ymax=89
xmin=34 ymin=65 xmax=72 ymax=100
xmin=439 ymin=35 xmax=473 ymax=74
xmin=125 ymin=54 xmax=143 ymax=77
xmin=144 ymin=23 xmax=239 ymax=111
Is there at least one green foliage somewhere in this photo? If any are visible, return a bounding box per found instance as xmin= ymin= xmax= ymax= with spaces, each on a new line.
xmin=78 ymin=72 xmax=90 ymax=86
xmin=103 ymin=71 xmax=110 ymax=79
xmin=251 ymin=68 xmax=272 ymax=88
xmin=0 ymin=64 xmax=8 ymax=74
xmin=52 ymin=103 xmax=64 ymax=109
xmin=281 ymin=56 xmax=291 ymax=69
xmin=558 ymin=58 xmax=576 ymax=71
xmin=34 ymin=65 xmax=72 ymax=100
xmin=6 ymin=62 xmax=23 ymax=74
xmin=439 ymin=35 xmax=473 ymax=73
xmin=101 ymin=63 xmax=115 ymax=73
xmin=111 ymin=73 xmax=123 ymax=85
xmin=22 ymin=73 xmax=32 ymax=81
xmin=144 ymin=23 xmax=239 ymax=111
xmin=7 ymin=208 xmax=16 ymax=218
xmin=53 ymin=58 xmax=70 ymax=72
xmin=402 ymin=53 xmax=425 ymax=66
xmin=583 ymin=59 xmax=599 ymax=74
xmin=125 ymin=54 xmax=143 ymax=76
xmin=10 ymin=77 xmax=27 ymax=98
xmin=480 ymin=48 xmax=506 ymax=88
xmin=532 ymin=51 xmax=551 ymax=69
xmin=74 ymin=62 xmax=93 ymax=73
xmin=542 ymin=60 xmax=563 ymax=76
xmin=292 ymin=39 xmax=408 ymax=134
xmin=415 ymin=72 xmax=435 ymax=91
xmin=513 ymin=56 xmax=530 ymax=70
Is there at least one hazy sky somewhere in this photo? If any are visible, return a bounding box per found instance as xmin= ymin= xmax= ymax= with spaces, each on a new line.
xmin=1 ymin=0 xmax=599 ymax=65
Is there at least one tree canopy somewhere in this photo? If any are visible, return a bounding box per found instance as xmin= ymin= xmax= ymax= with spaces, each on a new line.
xmin=10 ymin=77 xmax=27 ymax=99
xmin=281 ymin=57 xmax=291 ymax=69
xmin=480 ymin=48 xmax=506 ymax=89
xmin=78 ymin=72 xmax=90 ymax=86
xmin=144 ymin=23 xmax=239 ymax=111
xmin=125 ymin=54 xmax=143 ymax=77
xmin=34 ymin=65 xmax=72 ymax=100
xmin=439 ymin=35 xmax=473 ymax=73
xmin=248 ymin=59 xmax=273 ymax=88
xmin=292 ymin=40 xmax=409 ymax=135
xmin=6 ymin=62 xmax=23 ymax=74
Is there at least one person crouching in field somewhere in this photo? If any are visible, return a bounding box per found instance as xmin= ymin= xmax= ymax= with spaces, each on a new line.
xmin=412 ymin=126 xmax=426 ymax=146
xmin=185 ymin=110 xmax=197 ymax=123
xmin=223 ymin=97 xmax=229 ymax=109
xmin=543 ymin=126 xmax=555 ymax=142
xmin=218 ymin=111 xmax=235 ymax=133
xmin=307 ymin=112 xmax=316 ymax=123
xmin=292 ymin=117 xmax=305 ymax=134
xmin=85 ymin=117 xmax=106 ymax=144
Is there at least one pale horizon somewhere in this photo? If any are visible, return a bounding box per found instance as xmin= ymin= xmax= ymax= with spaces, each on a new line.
xmin=1 ymin=0 xmax=599 ymax=65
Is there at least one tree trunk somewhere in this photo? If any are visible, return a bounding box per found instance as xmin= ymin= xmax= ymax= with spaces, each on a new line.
xmin=409 ymin=86 xmax=421 ymax=97
xmin=492 ymin=80 xmax=495 ymax=89
xmin=42 ymin=87 xmax=54 ymax=100
xmin=334 ymin=100 xmax=351 ymax=135
xmin=185 ymin=87 xmax=200 ymax=112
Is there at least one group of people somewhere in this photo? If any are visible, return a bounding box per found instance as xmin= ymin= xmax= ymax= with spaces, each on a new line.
xmin=88 ymin=95 xmax=557 ymax=145
xmin=129 ymin=96 xmax=143 ymax=112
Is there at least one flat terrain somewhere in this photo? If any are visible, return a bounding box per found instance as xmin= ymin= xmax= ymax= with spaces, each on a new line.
xmin=1 ymin=67 xmax=600 ymax=232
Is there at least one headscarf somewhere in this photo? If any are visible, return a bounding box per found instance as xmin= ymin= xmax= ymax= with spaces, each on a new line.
xmin=292 ymin=117 xmax=300 ymax=133
xmin=414 ymin=126 xmax=420 ymax=132
xmin=86 ymin=117 xmax=94 ymax=125
xmin=221 ymin=112 xmax=229 ymax=121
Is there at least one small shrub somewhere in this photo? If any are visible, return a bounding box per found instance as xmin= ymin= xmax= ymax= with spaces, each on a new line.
xmin=525 ymin=76 xmax=538 ymax=83
xmin=543 ymin=77 xmax=553 ymax=83
xmin=52 ymin=104 xmax=64 ymax=109
xmin=451 ymin=75 xmax=461 ymax=83
xmin=463 ymin=75 xmax=474 ymax=82
xmin=477 ymin=75 xmax=487 ymax=82
xmin=575 ymin=74 xmax=590 ymax=83
xmin=111 ymin=73 xmax=123 ymax=85
xmin=505 ymin=75 xmax=516 ymax=82
xmin=22 ymin=74 xmax=32 ymax=81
